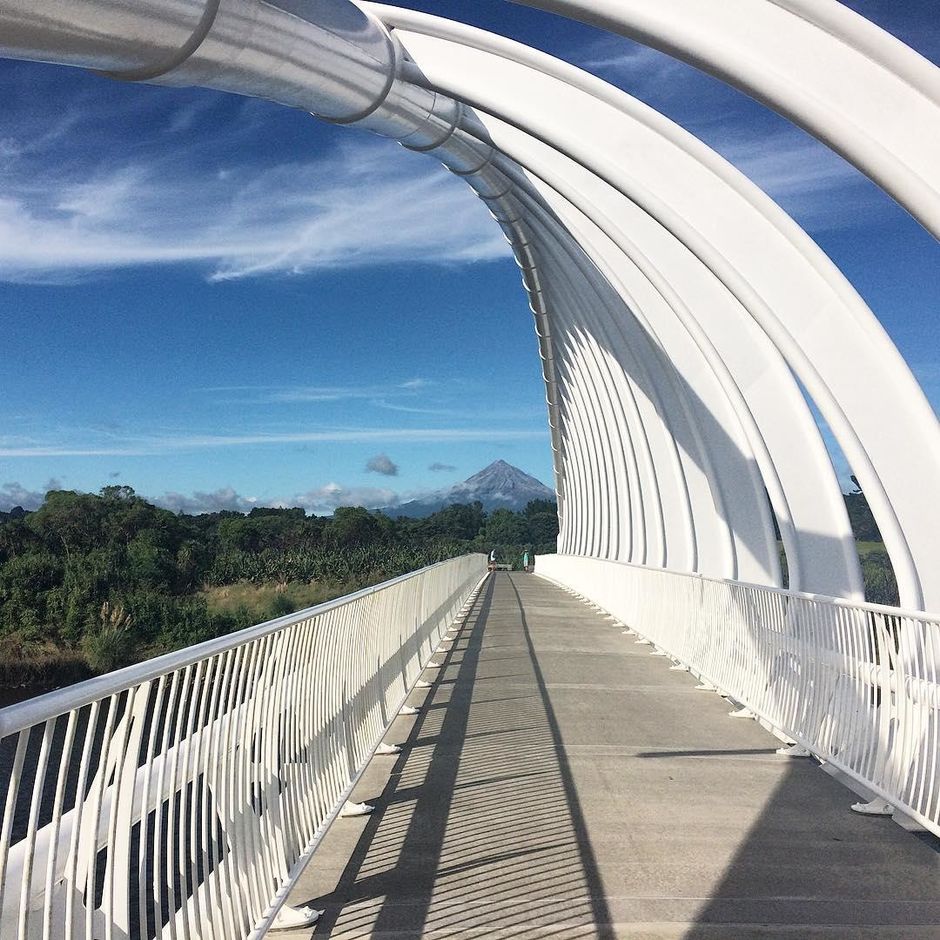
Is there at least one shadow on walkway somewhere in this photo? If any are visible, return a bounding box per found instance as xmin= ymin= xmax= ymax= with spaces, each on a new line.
xmin=285 ymin=572 xmax=939 ymax=939
xmin=289 ymin=572 xmax=615 ymax=938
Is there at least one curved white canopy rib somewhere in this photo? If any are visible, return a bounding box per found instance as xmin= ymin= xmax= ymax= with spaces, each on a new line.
xmin=368 ymin=6 xmax=940 ymax=609
xmin=0 ymin=0 xmax=938 ymax=612
xmin=516 ymin=0 xmax=940 ymax=239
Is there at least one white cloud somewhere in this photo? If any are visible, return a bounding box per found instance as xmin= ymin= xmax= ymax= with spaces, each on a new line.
xmin=292 ymin=483 xmax=398 ymax=514
xmin=0 ymin=478 xmax=62 ymax=511
xmin=0 ymin=126 xmax=509 ymax=282
xmin=371 ymin=400 xmax=456 ymax=416
xmin=153 ymin=487 xmax=264 ymax=514
xmin=718 ymin=133 xmax=855 ymax=198
xmin=365 ymin=453 xmax=399 ymax=476
xmin=0 ymin=477 xmax=399 ymax=516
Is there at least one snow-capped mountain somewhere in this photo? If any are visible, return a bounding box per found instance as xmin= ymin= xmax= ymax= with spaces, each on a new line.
xmin=385 ymin=460 xmax=554 ymax=517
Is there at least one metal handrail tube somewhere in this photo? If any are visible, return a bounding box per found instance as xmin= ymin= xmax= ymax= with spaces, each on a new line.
xmin=0 ymin=554 xmax=488 ymax=938
xmin=536 ymin=554 xmax=940 ymax=837
xmin=0 ymin=556 xmax=474 ymax=740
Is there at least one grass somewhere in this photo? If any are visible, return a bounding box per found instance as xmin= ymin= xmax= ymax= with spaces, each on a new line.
xmin=200 ymin=579 xmax=366 ymax=623
xmin=856 ymin=540 xmax=888 ymax=558
xmin=0 ymin=631 xmax=91 ymax=691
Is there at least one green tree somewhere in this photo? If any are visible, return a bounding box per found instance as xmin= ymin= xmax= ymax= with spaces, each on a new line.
xmin=484 ymin=508 xmax=528 ymax=546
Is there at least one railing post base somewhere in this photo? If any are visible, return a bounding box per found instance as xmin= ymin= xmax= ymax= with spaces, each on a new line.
xmin=271 ymin=904 xmax=323 ymax=930
xmin=729 ymin=707 xmax=756 ymax=719
xmin=341 ymin=801 xmax=375 ymax=817
xmin=776 ymin=744 xmax=813 ymax=758
xmin=851 ymin=798 xmax=895 ymax=816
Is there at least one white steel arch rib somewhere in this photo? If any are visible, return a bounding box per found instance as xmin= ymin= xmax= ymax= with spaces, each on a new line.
xmin=1 ymin=0 xmax=939 ymax=612
xmin=517 ymin=0 xmax=940 ymax=239
xmin=369 ymin=6 xmax=940 ymax=610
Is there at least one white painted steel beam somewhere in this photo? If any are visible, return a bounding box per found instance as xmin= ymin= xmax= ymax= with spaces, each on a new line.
xmin=3 ymin=0 xmax=938 ymax=606
xmin=516 ymin=0 xmax=940 ymax=240
xmin=371 ymin=6 xmax=940 ymax=610
xmin=0 ymin=3 xmax=939 ymax=931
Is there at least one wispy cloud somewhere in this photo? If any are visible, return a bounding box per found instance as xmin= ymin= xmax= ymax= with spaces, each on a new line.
xmin=571 ymin=33 xmax=881 ymax=230
xmin=371 ymin=400 xmax=457 ymax=416
xmin=0 ymin=73 xmax=509 ymax=283
xmin=579 ymin=38 xmax=685 ymax=86
xmin=0 ymin=426 xmax=548 ymax=458
xmin=429 ymin=462 xmax=456 ymax=473
xmin=204 ymin=380 xmax=435 ymax=406
xmin=711 ymin=129 xmax=879 ymax=228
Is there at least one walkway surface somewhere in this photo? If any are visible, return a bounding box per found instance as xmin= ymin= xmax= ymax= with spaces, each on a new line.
xmin=280 ymin=572 xmax=939 ymax=939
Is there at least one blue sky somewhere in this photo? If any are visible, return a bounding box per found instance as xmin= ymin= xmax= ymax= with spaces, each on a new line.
xmin=1 ymin=0 xmax=938 ymax=513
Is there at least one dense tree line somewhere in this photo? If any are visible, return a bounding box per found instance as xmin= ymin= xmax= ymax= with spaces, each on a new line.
xmin=0 ymin=481 xmax=898 ymax=689
xmin=0 ymin=487 xmax=558 ymax=686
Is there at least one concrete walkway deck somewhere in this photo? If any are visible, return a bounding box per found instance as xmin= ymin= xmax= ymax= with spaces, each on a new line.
xmin=280 ymin=572 xmax=939 ymax=938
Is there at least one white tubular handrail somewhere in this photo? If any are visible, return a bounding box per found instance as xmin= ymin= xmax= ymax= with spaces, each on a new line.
xmin=535 ymin=554 xmax=940 ymax=837
xmin=0 ymin=554 xmax=489 ymax=940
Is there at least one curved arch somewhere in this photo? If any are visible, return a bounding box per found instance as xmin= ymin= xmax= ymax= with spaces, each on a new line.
xmin=1 ymin=0 xmax=938 ymax=612
xmin=515 ymin=0 xmax=940 ymax=238
xmin=371 ymin=14 xmax=939 ymax=609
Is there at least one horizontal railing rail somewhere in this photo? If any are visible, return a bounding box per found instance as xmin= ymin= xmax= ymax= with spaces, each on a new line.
xmin=535 ymin=553 xmax=940 ymax=836
xmin=0 ymin=554 xmax=489 ymax=940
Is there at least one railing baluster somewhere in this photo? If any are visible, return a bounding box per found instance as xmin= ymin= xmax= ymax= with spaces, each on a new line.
xmin=0 ymin=556 xmax=487 ymax=939
xmin=42 ymin=711 xmax=78 ymax=940
xmin=17 ymin=719 xmax=54 ymax=939
xmin=536 ymin=554 xmax=940 ymax=836
xmin=0 ymin=731 xmax=28 ymax=934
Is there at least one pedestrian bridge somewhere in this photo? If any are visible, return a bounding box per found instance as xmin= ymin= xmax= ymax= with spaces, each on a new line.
xmin=277 ymin=571 xmax=939 ymax=939
xmin=0 ymin=559 xmax=937 ymax=939
xmin=1 ymin=0 xmax=940 ymax=936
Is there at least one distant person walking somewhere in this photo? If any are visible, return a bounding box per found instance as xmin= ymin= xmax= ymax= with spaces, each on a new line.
xmin=522 ymin=550 xmax=530 ymax=572
xmin=488 ymin=548 xmax=497 ymax=571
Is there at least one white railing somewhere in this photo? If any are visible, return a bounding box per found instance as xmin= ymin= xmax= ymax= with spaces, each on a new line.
xmin=536 ymin=554 xmax=940 ymax=836
xmin=0 ymin=554 xmax=488 ymax=940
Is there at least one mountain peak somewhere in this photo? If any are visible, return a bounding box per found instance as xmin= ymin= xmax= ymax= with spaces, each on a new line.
xmin=384 ymin=460 xmax=554 ymax=517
